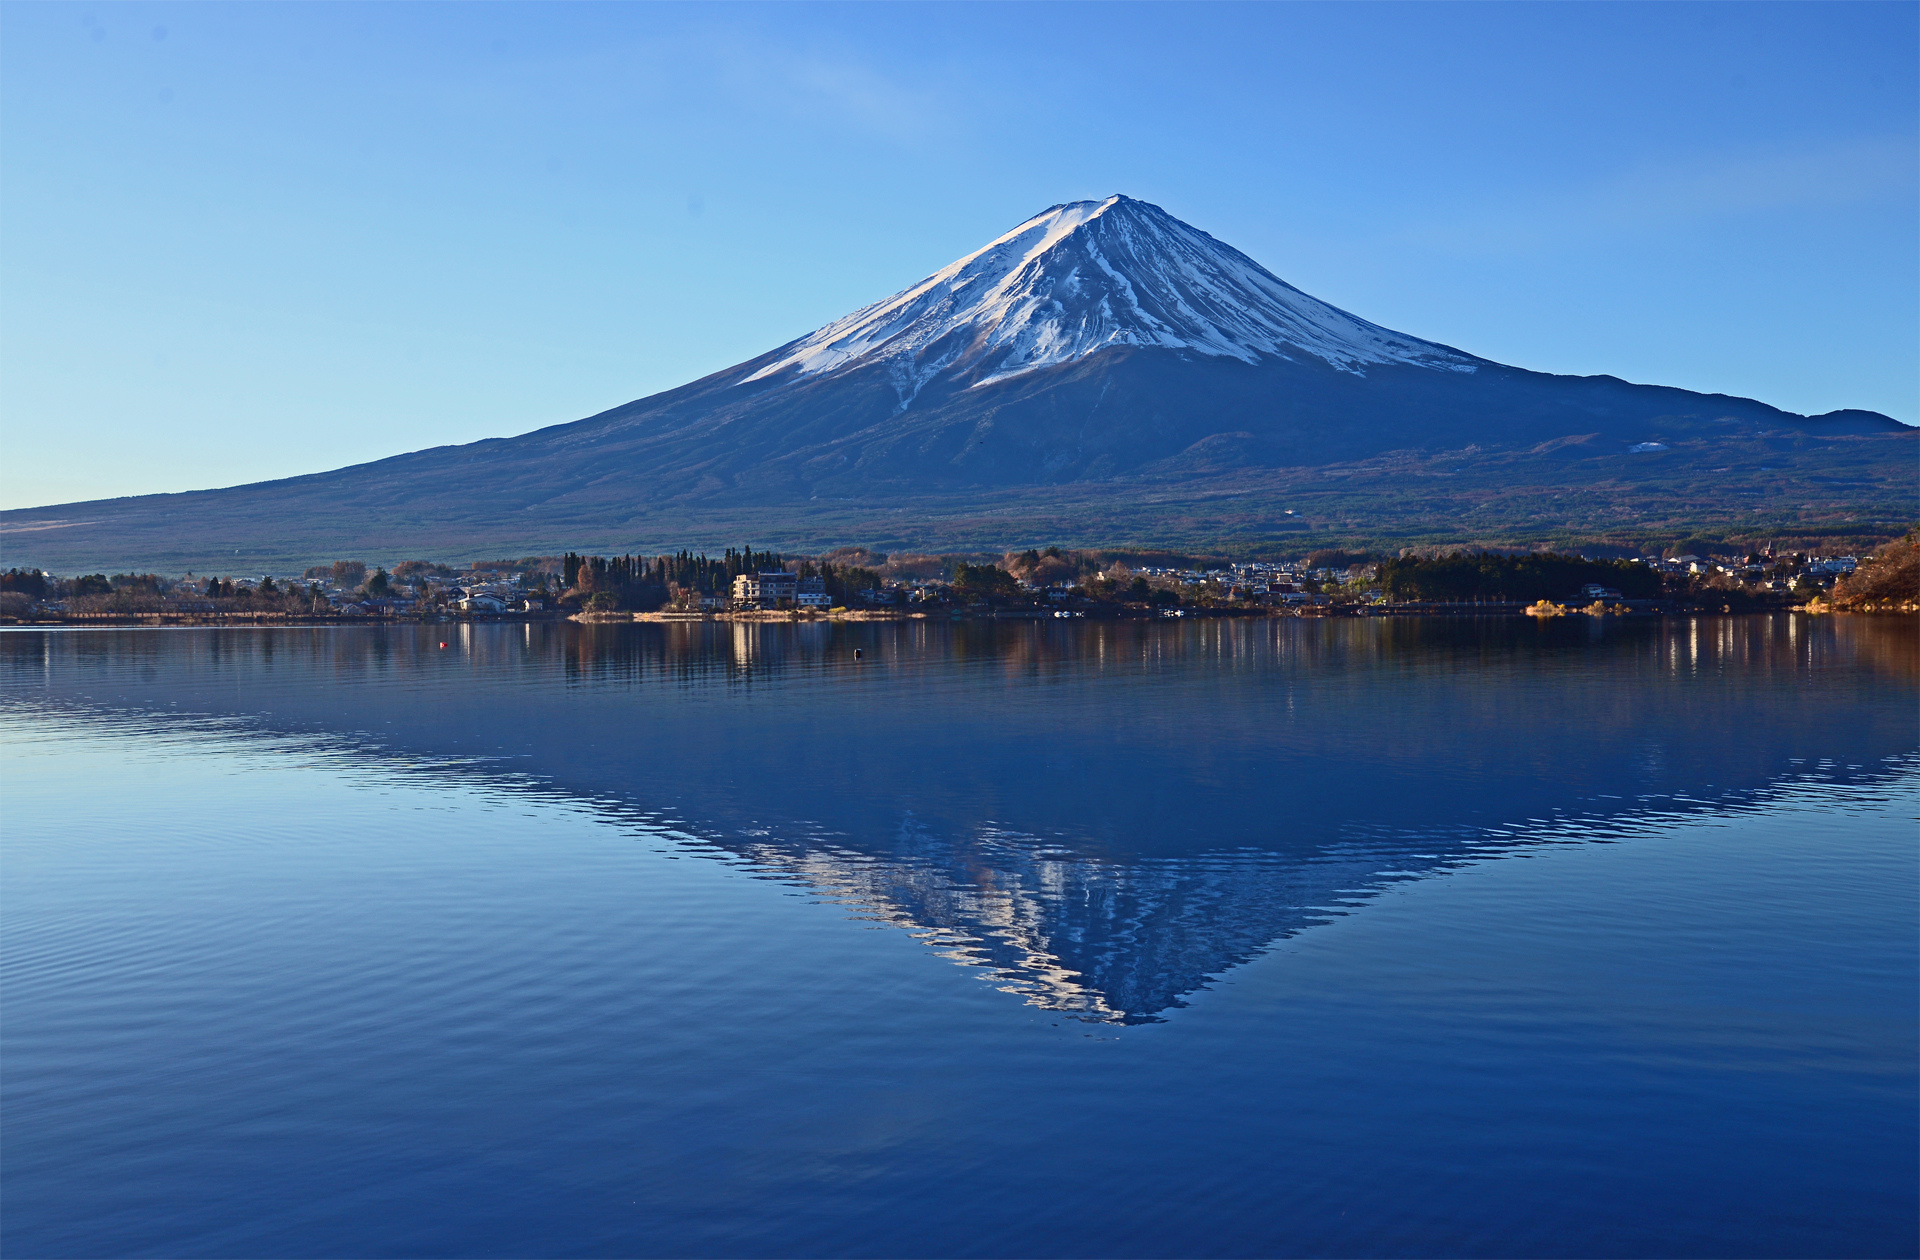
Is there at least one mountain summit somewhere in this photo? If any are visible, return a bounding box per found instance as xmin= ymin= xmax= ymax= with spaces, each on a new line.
xmin=2 ymin=196 xmax=1908 ymax=570
xmin=750 ymin=195 xmax=1476 ymax=402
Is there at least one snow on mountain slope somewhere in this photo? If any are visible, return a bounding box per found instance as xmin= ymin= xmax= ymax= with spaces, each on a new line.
xmin=749 ymin=195 xmax=1478 ymax=403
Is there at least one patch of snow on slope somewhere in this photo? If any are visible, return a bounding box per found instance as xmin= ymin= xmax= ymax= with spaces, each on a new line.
xmin=749 ymin=196 xmax=1478 ymax=392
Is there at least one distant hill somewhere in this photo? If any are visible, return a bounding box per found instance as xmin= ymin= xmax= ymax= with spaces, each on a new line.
xmin=3 ymin=195 xmax=1911 ymax=572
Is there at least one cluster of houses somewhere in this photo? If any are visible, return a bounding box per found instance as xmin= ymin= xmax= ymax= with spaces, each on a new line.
xmin=848 ymin=562 xmax=1327 ymax=610
xmin=1131 ymin=562 xmax=1324 ymax=603
xmin=29 ymin=547 xmax=1866 ymax=619
xmin=1647 ymin=553 xmax=1857 ymax=593
xmin=361 ymin=550 xmax=1864 ymax=614
xmin=319 ymin=572 xmax=544 ymax=616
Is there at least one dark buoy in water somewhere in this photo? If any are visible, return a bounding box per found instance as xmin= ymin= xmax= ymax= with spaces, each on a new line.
xmin=853 ymin=649 xmax=863 ymax=660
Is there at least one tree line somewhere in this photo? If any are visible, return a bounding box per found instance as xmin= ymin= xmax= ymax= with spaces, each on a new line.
xmin=1375 ymin=553 xmax=1664 ymax=602
xmin=559 ymin=547 xmax=884 ymax=611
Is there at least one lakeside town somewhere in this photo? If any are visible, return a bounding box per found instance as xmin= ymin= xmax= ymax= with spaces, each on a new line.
xmin=1 ymin=533 xmax=1912 ymax=626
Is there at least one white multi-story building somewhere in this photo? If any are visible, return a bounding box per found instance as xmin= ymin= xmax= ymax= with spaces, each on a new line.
xmin=733 ymin=571 xmax=798 ymax=608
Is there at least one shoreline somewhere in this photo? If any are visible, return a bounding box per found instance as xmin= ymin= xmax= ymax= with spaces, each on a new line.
xmin=5 ymin=602 xmax=1902 ymax=630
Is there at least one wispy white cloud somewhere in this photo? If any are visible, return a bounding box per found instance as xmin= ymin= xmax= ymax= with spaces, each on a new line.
xmin=423 ymin=22 xmax=956 ymax=146
xmin=755 ymin=48 xmax=948 ymax=142
xmin=1404 ymin=135 xmax=1918 ymax=255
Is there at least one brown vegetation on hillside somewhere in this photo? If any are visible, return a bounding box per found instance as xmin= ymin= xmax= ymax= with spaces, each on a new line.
xmin=819 ymin=547 xmax=888 ymax=570
xmin=393 ymin=560 xmax=454 ymax=580
xmin=880 ymin=553 xmax=951 ymax=582
xmin=1004 ymin=546 xmax=1083 ymax=587
xmin=1830 ymin=530 xmax=1919 ymax=611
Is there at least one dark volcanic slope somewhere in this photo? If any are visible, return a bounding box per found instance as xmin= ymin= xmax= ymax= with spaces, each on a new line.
xmin=3 ymin=196 xmax=1910 ymax=571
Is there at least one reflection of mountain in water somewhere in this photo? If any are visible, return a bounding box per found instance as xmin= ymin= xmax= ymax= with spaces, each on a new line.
xmin=3 ymin=617 xmax=1914 ymax=1023
xmin=725 ymin=824 xmax=1446 ymax=1023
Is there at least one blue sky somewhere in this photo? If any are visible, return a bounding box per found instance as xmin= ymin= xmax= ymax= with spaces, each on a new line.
xmin=2 ymin=1 xmax=1914 ymax=510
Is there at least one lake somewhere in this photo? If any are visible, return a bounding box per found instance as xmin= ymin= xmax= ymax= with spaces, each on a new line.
xmin=2 ymin=616 xmax=1914 ymax=1258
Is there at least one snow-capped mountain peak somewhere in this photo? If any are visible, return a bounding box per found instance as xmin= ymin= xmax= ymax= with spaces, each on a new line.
xmin=748 ymin=195 xmax=1477 ymax=400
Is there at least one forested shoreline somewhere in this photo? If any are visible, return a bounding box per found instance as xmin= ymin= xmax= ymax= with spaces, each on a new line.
xmin=3 ymin=531 xmax=1910 ymax=624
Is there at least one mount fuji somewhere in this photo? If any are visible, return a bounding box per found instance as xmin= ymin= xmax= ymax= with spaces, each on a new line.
xmin=748 ymin=195 xmax=1478 ymax=393
xmin=3 ymin=195 xmax=1910 ymax=570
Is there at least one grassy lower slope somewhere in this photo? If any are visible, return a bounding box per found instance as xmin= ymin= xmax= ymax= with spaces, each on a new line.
xmin=2 ymin=427 xmax=1910 ymax=573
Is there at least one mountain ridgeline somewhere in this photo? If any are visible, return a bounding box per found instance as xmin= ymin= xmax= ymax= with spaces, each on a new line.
xmin=3 ymin=195 xmax=1910 ymax=572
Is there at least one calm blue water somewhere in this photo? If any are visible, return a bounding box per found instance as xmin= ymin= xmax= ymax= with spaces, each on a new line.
xmin=2 ymin=617 xmax=1914 ymax=1258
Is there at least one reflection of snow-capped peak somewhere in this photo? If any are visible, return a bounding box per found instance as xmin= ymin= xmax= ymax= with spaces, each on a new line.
xmin=750 ymin=195 xmax=1478 ymax=393
xmin=726 ymin=822 xmax=1403 ymax=1024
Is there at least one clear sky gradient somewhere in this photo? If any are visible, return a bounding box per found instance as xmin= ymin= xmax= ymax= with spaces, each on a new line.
xmin=2 ymin=1 xmax=1914 ymax=510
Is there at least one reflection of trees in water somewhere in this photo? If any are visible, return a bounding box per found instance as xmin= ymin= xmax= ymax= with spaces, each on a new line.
xmin=23 ymin=612 xmax=1901 ymax=695
xmin=551 ymin=614 xmax=1918 ymax=694
xmin=2 ymin=615 xmax=1913 ymax=1024
xmin=1832 ymin=615 xmax=1920 ymax=683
